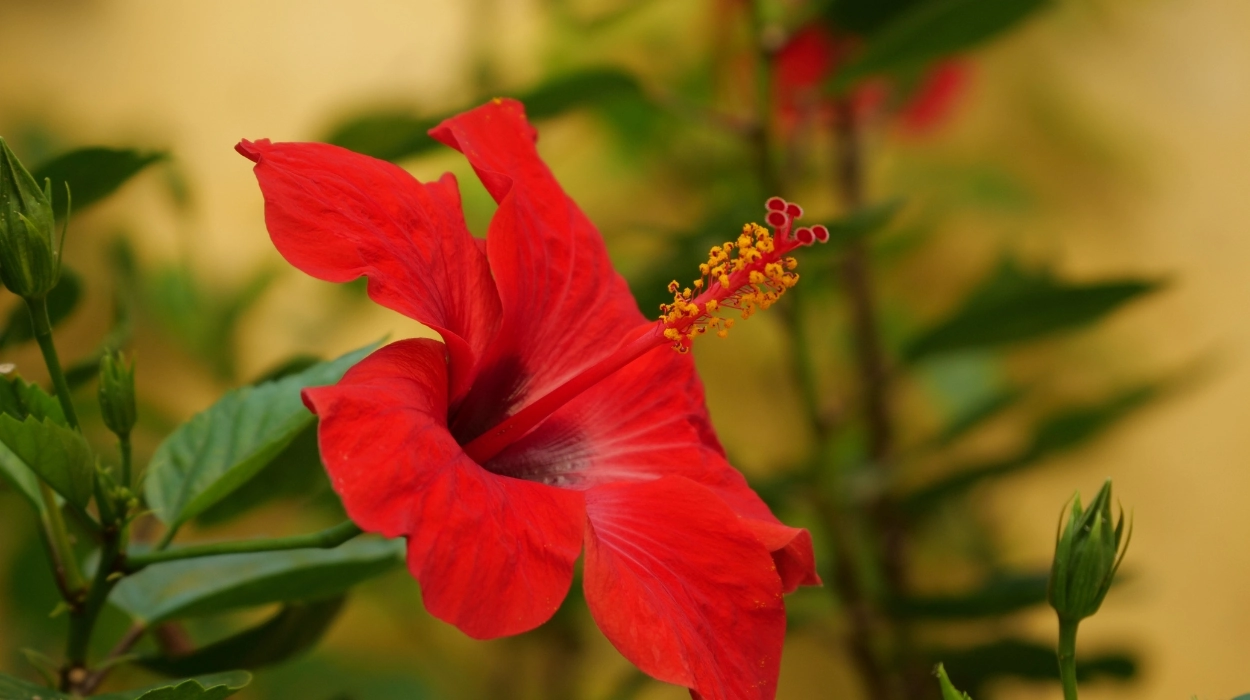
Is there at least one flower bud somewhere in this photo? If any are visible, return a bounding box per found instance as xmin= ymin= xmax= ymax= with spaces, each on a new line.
xmin=1048 ymin=479 xmax=1130 ymax=622
xmin=98 ymin=350 xmax=136 ymax=438
xmin=0 ymin=137 xmax=62 ymax=300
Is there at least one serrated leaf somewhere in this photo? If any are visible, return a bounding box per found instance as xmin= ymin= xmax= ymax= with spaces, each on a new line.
xmin=110 ymin=537 xmax=402 ymax=624
xmin=0 ymin=376 xmax=69 ymax=513
xmin=935 ymin=663 xmax=973 ymax=700
xmin=96 ymin=672 xmax=252 ymax=700
xmin=904 ymin=383 xmax=1161 ymax=515
xmin=144 ymin=344 xmax=374 ymax=528
xmin=0 ymin=414 xmax=94 ymax=510
xmin=932 ymin=639 xmax=1136 ymax=697
xmin=902 ymin=261 xmax=1160 ymax=363
xmin=139 ymin=597 xmax=346 ymax=677
xmin=0 ymin=268 xmax=82 ymax=349
xmin=32 ymin=147 xmax=165 ymax=219
xmin=325 ymin=67 xmax=644 ymax=162
xmin=893 ymin=573 xmax=1047 ymax=620
xmin=0 ymin=670 xmax=249 ymax=700
xmin=834 ymin=0 xmax=1050 ymax=88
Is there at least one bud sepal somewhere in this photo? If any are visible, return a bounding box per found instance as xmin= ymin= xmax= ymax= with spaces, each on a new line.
xmin=1048 ymin=478 xmax=1131 ymax=623
xmin=0 ymin=137 xmax=67 ymax=300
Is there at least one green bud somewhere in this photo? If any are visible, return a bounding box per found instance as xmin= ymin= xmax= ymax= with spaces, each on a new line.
xmin=0 ymin=137 xmax=62 ymax=299
xmin=1048 ymin=479 xmax=1131 ymax=622
xmin=98 ymin=350 xmax=136 ymax=437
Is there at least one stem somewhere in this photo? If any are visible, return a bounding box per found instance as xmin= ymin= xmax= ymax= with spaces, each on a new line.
xmin=78 ymin=623 xmax=146 ymax=696
xmin=119 ymin=433 xmax=133 ymax=490
xmin=38 ymin=482 xmax=86 ymax=596
xmin=26 ymin=296 xmax=80 ymax=430
xmin=125 ymin=520 xmax=364 ymax=572
xmin=1058 ymin=617 xmax=1080 ymax=700
xmin=63 ymin=530 xmax=122 ymax=692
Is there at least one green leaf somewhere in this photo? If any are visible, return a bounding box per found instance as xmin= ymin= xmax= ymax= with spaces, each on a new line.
xmin=0 ymin=670 xmax=250 ymax=700
xmin=826 ymin=0 xmax=928 ymax=35
xmin=930 ymin=386 xmax=1026 ymax=447
xmin=96 ymin=672 xmax=252 ymax=700
xmin=325 ymin=67 xmax=644 ymax=162
xmin=935 ymin=663 xmax=973 ymax=700
xmin=194 ymin=424 xmax=332 ymax=527
xmin=904 ymin=383 xmax=1161 ymax=515
xmin=0 ymin=414 xmax=94 ymax=510
xmin=892 ymin=573 xmax=1047 ymax=620
xmin=140 ymin=597 xmax=346 ymax=677
xmin=932 ymin=639 xmax=1136 ymax=697
xmin=247 ymin=655 xmax=436 ymax=700
xmin=834 ymin=0 xmax=1051 ymax=88
xmin=110 ymin=537 xmax=401 ymax=624
xmin=824 ymin=199 xmax=905 ymax=247
xmin=32 ymin=147 xmax=166 ymax=219
xmin=0 ymin=268 xmax=82 ymax=349
xmin=144 ymin=344 xmax=374 ymax=528
xmin=0 ymin=439 xmax=44 ymax=514
xmin=0 ymin=375 xmax=70 ymax=513
xmin=902 ymin=261 xmax=1161 ymax=363
xmin=0 ymin=671 xmax=67 ymax=700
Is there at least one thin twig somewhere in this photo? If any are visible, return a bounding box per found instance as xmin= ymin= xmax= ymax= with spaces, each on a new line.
xmin=123 ymin=520 xmax=363 ymax=572
xmin=77 ymin=623 xmax=147 ymax=695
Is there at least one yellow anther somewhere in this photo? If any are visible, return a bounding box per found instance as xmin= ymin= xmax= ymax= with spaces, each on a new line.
xmin=658 ymin=219 xmax=802 ymax=351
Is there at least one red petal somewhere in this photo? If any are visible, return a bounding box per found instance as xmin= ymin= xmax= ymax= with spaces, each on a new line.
xmin=429 ymin=100 xmax=647 ymax=438
xmin=584 ymin=477 xmax=786 ymax=700
xmin=303 ymin=339 xmax=585 ymax=639
xmin=487 ymin=346 xmax=819 ymax=592
xmin=239 ymin=139 xmax=501 ymax=403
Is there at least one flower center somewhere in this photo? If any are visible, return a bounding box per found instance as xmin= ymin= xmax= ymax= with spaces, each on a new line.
xmin=461 ymin=198 xmax=827 ymax=466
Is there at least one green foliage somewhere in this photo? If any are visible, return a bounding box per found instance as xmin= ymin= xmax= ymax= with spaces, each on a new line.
xmin=139 ymin=597 xmax=346 ymax=676
xmin=96 ymin=672 xmax=252 ymax=700
xmin=144 ymin=344 xmax=374 ymax=529
xmin=325 ymin=67 xmax=647 ymax=162
xmin=929 ymin=386 xmax=1026 ymax=447
xmin=31 ymin=147 xmax=166 ymax=219
xmin=903 ymin=260 xmax=1161 ymax=363
xmin=0 ymin=267 xmax=81 ymax=348
xmin=111 ymin=538 xmax=401 ymax=624
xmin=141 ymin=264 xmax=275 ymax=380
xmin=826 ymin=0 xmax=928 ymax=35
xmin=904 ymin=383 xmax=1161 ymax=515
xmin=0 ymin=413 xmax=94 ymax=510
xmin=0 ymin=375 xmax=70 ymax=512
xmin=0 ymin=671 xmax=250 ymax=700
xmin=932 ymin=639 xmax=1137 ymax=696
xmin=935 ymin=663 xmax=973 ymax=700
xmin=891 ymin=573 xmax=1048 ymax=620
xmin=833 ymin=0 xmax=1051 ymax=87
xmin=194 ymin=424 xmax=333 ymax=526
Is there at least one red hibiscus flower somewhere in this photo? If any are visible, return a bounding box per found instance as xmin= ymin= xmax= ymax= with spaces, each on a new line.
xmin=237 ymin=98 xmax=820 ymax=700
xmin=772 ymin=23 xmax=969 ymax=136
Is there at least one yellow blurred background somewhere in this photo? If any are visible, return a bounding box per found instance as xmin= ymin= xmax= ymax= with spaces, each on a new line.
xmin=1 ymin=0 xmax=1248 ymax=698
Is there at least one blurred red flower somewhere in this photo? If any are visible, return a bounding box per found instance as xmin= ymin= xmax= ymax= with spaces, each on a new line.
xmin=772 ymin=23 xmax=970 ymax=135
xmin=238 ymin=99 xmax=819 ymax=700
